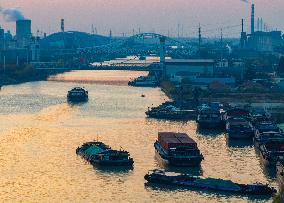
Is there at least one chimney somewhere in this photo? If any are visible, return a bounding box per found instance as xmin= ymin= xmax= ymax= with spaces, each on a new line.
xmin=61 ymin=19 xmax=65 ymax=32
xmin=251 ymin=4 xmax=255 ymax=35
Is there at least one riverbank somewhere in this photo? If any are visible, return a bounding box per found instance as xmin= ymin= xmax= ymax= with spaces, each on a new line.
xmin=0 ymin=65 xmax=67 ymax=87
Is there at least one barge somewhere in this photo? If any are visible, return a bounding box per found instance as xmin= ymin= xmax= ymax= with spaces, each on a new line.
xmin=144 ymin=169 xmax=276 ymax=196
xmin=154 ymin=132 xmax=204 ymax=166
xmin=259 ymin=140 xmax=284 ymax=166
xmin=76 ymin=141 xmax=134 ymax=167
xmin=226 ymin=117 xmax=254 ymax=139
xmin=197 ymin=107 xmax=223 ymax=128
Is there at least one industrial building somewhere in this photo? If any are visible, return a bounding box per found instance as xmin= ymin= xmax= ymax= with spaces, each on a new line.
xmin=240 ymin=4 xmax=283 ymax=52
xmin=164 ymin=59 xmax=215 ymax=83
xmin=16 ymin=19 xmax=32 ymax=48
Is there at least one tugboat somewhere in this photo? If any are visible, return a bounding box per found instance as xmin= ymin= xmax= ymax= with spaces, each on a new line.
xmin=226 ymin=117 xmax=254 ymax=139
xmin=154 ymin=132 xmax=204 ymax=166
xmin=67 ymin=87 xmax=88 ymax=103
xmin=259 ymin=140 xmax=284 ymax=166
xmin=197 ymin=106 xmax=223 ymax=128
xmin=76 ymin=141 xmax=134 ymax=167
xmin=144 ymin=169 xmax=277 ymax=196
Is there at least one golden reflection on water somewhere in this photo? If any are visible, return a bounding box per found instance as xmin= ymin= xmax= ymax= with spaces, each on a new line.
xmin=0 ymin=71 xmax=278 ymax=202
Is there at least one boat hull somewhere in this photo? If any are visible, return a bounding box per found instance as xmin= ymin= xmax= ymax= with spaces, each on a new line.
xmin=91 ymin=159 xmax=134 ymax=166
xmin=154 ymin=143 xmax=203 ymax=167
xmin=197 ymin=120 xmax=224 ymax=129
xmin=144 ymin=173 xmax=276 ymax=196
xmin=227 ymin=131 xmax=254 ymax=139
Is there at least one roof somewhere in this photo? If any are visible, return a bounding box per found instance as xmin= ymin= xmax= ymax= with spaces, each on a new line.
xmin=165 ymin=59 xmax=215 ymax=65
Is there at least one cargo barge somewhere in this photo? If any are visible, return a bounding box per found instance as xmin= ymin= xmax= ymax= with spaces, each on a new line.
xmin=197 ymin=107 xmax=223 ymax=128
xmin=144 ymin=169 xmax=277 ymax=196
xmin=154 ymin=132 xmax=204 ymax=166
xmin=226 ymin=117 xmax=254 ymax=139
xmin=76 ymin=141 xmax=134 ymax=167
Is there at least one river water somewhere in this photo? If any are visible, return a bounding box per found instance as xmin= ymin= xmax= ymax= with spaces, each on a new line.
xmin=0 ymin=70 xmax=280 ymax=202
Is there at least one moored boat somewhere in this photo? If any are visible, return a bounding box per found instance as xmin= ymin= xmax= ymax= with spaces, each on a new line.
xmin=276 ymin=160 xmax=284 ymax=187
xmin=154 ymin=132 xmax=204 ymax=166
xmin=128 ymin=76 xmax=159 ymax=87
xmin=254 ymin=121 xmax=281 ymax=136
xmin=144 ymin=169 xmax=276 ymax=196
xmin=146 ymin=105 xmax=196 ymax=120
xmin=259 ymin=140 xmax=284 ymax=166
xmin=226 ymin=117 xmax=254 ymax=139
xmin=67 ymin=87 xmax=88 ymax=103
xmin=223 ymin=108 xmax=251 ymax=122
xmin=254 ymin=131 xmax=284 ymax=148
xmin=197 ymin=106 xmax=223 ymax=128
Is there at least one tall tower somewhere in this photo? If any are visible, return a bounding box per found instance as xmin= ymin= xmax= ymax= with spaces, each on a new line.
xmin=159 ymin=36 xmax=166 ymax=78
xmin=198 ymin=24 xmax=202 ymax=49
xmin=251 ymin=4 xmax=255 ymax=35
xmin=240 ymin=19 xmax=247 ymax=48
xmin=61 ymin=19 xmax=65 ymax=32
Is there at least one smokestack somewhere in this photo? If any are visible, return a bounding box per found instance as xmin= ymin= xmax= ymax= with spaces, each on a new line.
xmin=159 ymin=36 xmax=166 ymax=64
xmin=61 ymin=19 xmax=64 ymax=32
xmin=251 ymin=4 xmax=255 ymax=34
xmin=241 ymin=19 xmax=244 ymax=32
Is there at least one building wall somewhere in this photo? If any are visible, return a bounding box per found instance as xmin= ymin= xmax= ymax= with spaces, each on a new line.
xmin=165 ymin=64 xmax=214 ymax=78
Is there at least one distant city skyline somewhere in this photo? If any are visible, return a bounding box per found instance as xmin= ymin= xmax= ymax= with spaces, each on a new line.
xmin=0 ymin=0 xmax=283 ymax=38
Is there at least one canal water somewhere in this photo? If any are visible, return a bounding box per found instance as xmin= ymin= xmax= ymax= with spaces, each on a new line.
xmin=0 ymin=70 xmax=280 ymax=202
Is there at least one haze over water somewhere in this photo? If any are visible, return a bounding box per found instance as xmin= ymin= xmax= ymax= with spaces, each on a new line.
xmin=0 ymin=71 xmax=279 ymax=202
xmin=1 ymin=0 xmax=284 ymax=37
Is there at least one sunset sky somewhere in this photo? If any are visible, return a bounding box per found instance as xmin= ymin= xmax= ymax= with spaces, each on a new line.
xmin=0 ymin=0 xmax=283 ymax=37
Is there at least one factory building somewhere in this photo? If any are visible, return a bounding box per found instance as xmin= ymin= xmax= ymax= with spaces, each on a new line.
xmin=164 ymin=59 xmax=215 ymax=82
xmin=240 ymin=4 xmax=283 ymax=52
xmin=0 ymin=28 xmax=4 ymax=50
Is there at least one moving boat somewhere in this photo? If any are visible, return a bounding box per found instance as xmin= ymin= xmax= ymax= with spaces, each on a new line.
xmin=144 ymin=169 xmax=276 ymax=196
xmin=67 ymin=87 xmax=88 ymax=103
xmin=259 ymin=140 xmax=284 ymax=166
xmin=226 ymin=117 xmax=254 ymax=139
xmin=154 ymin=132 xmax=204 ymax=166
xmin=197 ymin=106 xmax=223 ymax=128
xmin=76 ymin=141 xmax=134 ymax=167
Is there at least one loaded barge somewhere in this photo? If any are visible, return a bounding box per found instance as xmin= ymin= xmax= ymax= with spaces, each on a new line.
xmin=76 ymin=141 xmax=134 ymax=167
xmin=154 ymin=132 xmax=203 ymax=166
xmin=144 ymin=169 xmax=277 ymax=196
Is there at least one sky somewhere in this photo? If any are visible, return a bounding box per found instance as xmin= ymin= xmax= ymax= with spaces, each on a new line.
xmin=0 ymin=0 xmax=283 ymax=38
